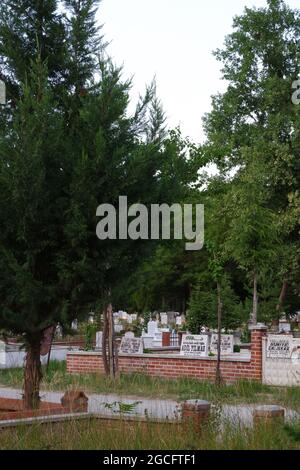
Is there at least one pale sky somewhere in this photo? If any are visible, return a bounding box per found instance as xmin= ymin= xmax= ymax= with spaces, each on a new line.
xmin=98 ymin=0 xmax=299 ymax=144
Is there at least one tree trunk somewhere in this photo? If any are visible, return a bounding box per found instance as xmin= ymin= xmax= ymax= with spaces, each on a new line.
xmin=215 ymin=282 xmax=223 ymax=387
xmin=276 ymin=280 xmax=288 ymax=314
xmin=102 ymin=306 xmax=110 ymax=375
xmin=46 ymin=328 xmax=55 ymax=372
xmin=272 ymin=280 xmax=288 ymax=329
xmin=102 ymin=303 xmax=119 ymax=378
xmin=23 ymin=340 xmax=42 ymax=410
xmin=114 ymin=333 xmax=120 ymax=380
xmin=251 ymin=270 xmax=258 ymax=325
xmin=108 ymin=303 xmax=115 ymax=378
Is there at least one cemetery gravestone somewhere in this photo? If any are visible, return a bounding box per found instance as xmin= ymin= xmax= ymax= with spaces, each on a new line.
xmin=167 ymin=312 xmax=177 ymax=324
xmin=180 ymin=334 xmax=209 ymax=357
xmin=120 ymin=337 xmax=144 ymax=355
xmin=147 ymin=320 xmax=159 ymax=336
xmin=210 ymin=334 xmax=234 ymax=355
xmin=56 ymin=323 xmax=63 ymax=337
xmin=291 ymin=342 xmax=300 ymax=365
xmin=266 ymin=335 xmax=293 ymax=359
xmin=88 ymin=313 xmax=95 ymax=324
xmin=279 ymin=320 xmax=291 ymax=333
xmin=96 ymin=331 xmax=103 ymax=349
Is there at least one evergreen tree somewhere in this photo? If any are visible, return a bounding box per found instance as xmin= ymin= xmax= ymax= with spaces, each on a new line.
xmin=0 ymin=0 xmax=67 ymax=99
xmin=0 ymin=58 xmax=66 ymax=408
xmin=64 ymin=0 xmax=104 ymax=93
xmin=0 ymin=0 xmax=192 ymax=404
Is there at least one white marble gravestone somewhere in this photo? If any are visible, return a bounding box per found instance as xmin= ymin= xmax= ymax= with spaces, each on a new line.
xmin=279 ymin=320 xmax=291 ymax=333
xmin=180 ymin=334 xmax=209 ymax=357
xmin=266 ymin=335 xmax=293 ymax=359
xmin=147 ymin=320 xmax=159 ymax=336
xmin=141 ymin=330 xmax=154 ymax=349
xmin=56 ymin=323 xmax=63 ymax=337
xmin=96 ymin=331 xmax=103 ymax=349
xmin=120 ymin=337 xmax=143 ymax=355
xmin=210 ymin=334 xmax=234 ymax=355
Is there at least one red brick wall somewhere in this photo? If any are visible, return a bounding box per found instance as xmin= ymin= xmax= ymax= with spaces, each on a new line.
xmin=67 ymin=328 xmax=266 ymax=384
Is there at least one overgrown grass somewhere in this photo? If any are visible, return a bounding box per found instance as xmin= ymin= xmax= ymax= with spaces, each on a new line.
xmin=0 ymin=361 xmax=299 ymax=410
xmin=0 ymin=417 xmax=299 ymax=450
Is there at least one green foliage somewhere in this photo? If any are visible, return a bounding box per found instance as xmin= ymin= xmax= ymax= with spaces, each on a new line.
xmin=131 ymin=319 xmax=143 ymax=338
xmin=0 ymin=1 xmax=194 ymax=345
xmin=103 ymin=400 xmax=142 ymax=415
xmin=84 ymin=323 xmax=97 ymax=351
xmin=202 ymin=0 xmax=300 ymax=317
xmin=187 ymin=277 xmax=246 ymax=333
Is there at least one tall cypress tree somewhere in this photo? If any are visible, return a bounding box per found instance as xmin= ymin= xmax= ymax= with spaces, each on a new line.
xmin=0 ymin=1 xmax=188 ymax=405
xmin=0 ymin=57 xmax=66 ymax=408
xmin=0 ymin=0 xmax=67 ymax=100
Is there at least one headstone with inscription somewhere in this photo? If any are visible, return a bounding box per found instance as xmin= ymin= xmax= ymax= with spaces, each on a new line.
xmin=266 ymin=335 xmax=293 ymax=359
xmin=180 ymin=334 xmax=209 ymax=357
xmin=210 ymin=334 xmax=234 ymax=355
xmin=120 ymin=337 xmax=144 ymax=355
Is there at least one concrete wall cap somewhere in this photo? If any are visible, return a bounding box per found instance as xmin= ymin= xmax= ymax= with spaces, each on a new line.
xmin=248 ymin=323 xmax=268 ymax=331
xmin=254 ymin=405 xmax=284 ymax=413
xmin=183 ymin=400 xmax=210 ymax=406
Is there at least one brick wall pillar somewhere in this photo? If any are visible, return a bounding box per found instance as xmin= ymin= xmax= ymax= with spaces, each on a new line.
xmin=249 ymin=323 xmax=267 ymax=381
